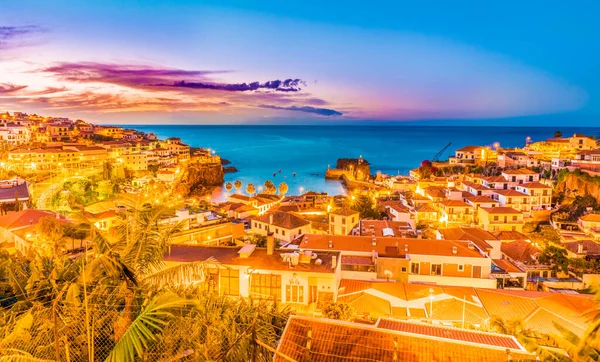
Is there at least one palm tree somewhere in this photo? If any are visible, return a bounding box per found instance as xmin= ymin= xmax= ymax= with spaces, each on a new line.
xmin=278 ymin=182 xmax=288 ymax=196
xmin=246 ymin=183 xmax=256 ymax=196
xmin=234 ymin=180 xmax=242 ymax=193
xmin=224 ymin=181 xmax=233 ymax=193
xmin=0 ymin=195 xmax=290 ymax=361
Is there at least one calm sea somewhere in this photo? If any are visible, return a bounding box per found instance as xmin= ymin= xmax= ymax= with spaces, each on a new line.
xmin=129 ymin=125 xmax=600 ymax=199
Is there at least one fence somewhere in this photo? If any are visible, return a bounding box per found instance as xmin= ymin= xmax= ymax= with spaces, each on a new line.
xmin=0 ymin=289 xmax=300 ymax=362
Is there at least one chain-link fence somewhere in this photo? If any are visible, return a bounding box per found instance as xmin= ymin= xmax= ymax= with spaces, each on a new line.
xmin=0 ymin=291 xmax=298 ymax=362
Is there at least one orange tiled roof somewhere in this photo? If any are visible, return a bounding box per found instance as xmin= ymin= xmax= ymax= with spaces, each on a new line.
xmin=519 ymin=181 xmax=552 ymax=189
xmin=295 ymin=234 xmax=486 ymax=258
xmin=440 ymin=200 xmax=471 ymax=207
xmin=377 ymin=319 xmax=517 ymax=349
xmin=251 ymin=211 xmax=310 ymax=229
xmin=465 ymin=196 xmax=497 ymax=204
xmin=492 ymin=189 xmax=528 ymax=197
xmin=502 ymin=169 xmax=538 ymax=175
xmin=275 ymin=316 xmax=532 ymax=362
xmin=480 ymin=207 xmax=522 ymax=215
xmin=331 ymin=207 xmax=359 ymax=216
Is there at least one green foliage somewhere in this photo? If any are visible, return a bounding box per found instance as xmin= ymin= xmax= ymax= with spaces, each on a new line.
xmin=0 ymin=200 xmax=290 ymax=361
xmin=554 ymin=195 xmax=600 ymax=222
xmin=106 ymin=292 xmax=200 ymax=362
xmin=249 ymin=234 xmax=268 ymax=247
xmin=538 ymin=245 xmax=569 ymax=274
xmin=322 ymin=302 xmax=356 ymax=321
xmin=347 ymin=195 xmax=384 ymax=219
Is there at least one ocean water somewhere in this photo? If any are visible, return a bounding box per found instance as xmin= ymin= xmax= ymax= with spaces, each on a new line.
xmin=130 ymin=125 xmax=600 ymax=198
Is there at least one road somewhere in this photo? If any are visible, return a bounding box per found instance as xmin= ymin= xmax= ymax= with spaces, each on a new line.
xmin=35 ymin=169 xmax=101 ymax=211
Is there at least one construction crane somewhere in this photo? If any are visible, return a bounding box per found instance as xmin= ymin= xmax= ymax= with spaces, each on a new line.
xmin=432 ymin=142 xmax=452 ymax=162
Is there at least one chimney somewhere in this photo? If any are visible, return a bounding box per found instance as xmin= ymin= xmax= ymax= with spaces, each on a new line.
xmin=577 ymin=242 xmax=584 ymax=254
xmin=452 ymin=246 xmax=458 ymax=254
xmin=372 ymin=237 xmax=377 ymax=246
xmin=267 ymin=232 xmax=275 ymax=255
xmin=328 ymin=240 xmax=333 ymax=248
xmin=331 ymin=255 xmax=337 ymax=269
xmin=404 ymin=244 xmax=409 ymax=253
xmin=269 ymin=213 xmax=274 ymax=225
xmin=467 ymin=242 xmax=475 ymax=250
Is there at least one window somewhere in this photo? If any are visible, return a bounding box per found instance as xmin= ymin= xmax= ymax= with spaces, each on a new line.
xmin=512 ymin=216 xmax=518 ymax=221
xmin=431 ymin=264 xmax=442 ymax=276
xmin=282 ymin=230 xmax=286 ymax=236
xmin=298 ymin=229 xmax=302 ymax=234
xmin=401 ymin=266 xmax=407 ymax=273
xmin=458 ymin=264 xmax=464 ymax=272
xmin=219 ymin=269 xmax=240 ymax=296
xmin=410 ymin=262 xmax=420 ymax=274
xmin=275 ymin=228 xmax=279 ymax=234
xmin=250 ymin=274 xmax=281 ymax=301
xmin=493 ymin=216 xmax=499 ymax=221
xmin=285 ymin=285 xmax=304 ymax=303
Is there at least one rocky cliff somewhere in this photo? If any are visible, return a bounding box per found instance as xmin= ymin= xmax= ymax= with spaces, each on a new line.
xmin=175 ymin=162 xmax=224 ymax=197
xmin=555 ymin=171 xmax=600 ymax=204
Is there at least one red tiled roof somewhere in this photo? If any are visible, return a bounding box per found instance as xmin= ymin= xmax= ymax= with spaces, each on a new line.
xmin=501 ymin=240 xmax=540 ymax=262
xmin=0 ymin=210 xmax=63 ymax=230
xmin=376 ymin=319 xmax=520 ymax=350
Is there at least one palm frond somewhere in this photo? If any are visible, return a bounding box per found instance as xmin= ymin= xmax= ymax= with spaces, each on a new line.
xmin=105 ymin=292 xmax=199 ymax=362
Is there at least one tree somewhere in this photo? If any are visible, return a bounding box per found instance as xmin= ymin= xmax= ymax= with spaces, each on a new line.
xmin=538 ymin=245 xmax=569 ymax=274
xmin=264 ymin=180 xmax=276 ymax=194
xmin=278 ymin=182 xmax=288 ymax=196
xmin=233 ymin=180 xmax=242 ymax=193
xmin=249 ymin=234 xmax=267 ymax=247
xmin=224 ymin=181 xmax=233 ymax=193
xmin=35 ymin=216 xmax=66 ymax=257
xmin=322 ymin=302 xmax=356 ymax=321
xmin=102 ymin=161 xmax=113 ymax=180
xmin=554 ymin=130 xmax=563 ymax=138
xmin=245 ymin=183 xmax=256 ymax=196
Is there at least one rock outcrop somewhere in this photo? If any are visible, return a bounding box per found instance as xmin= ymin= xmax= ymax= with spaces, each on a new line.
xmin=555 ymin=171 xmax=600 ymax=204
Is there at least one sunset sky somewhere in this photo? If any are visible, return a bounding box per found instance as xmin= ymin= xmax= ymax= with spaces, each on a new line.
xmin=1 ymin=1 xmax=599 ymax=125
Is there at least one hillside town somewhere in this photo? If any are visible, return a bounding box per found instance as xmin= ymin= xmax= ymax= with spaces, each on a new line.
xmin=2 ymin=111 xmax=600 ymax=360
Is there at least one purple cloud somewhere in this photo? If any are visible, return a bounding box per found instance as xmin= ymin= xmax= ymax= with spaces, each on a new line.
xmin=0 ymin=83 xmax=27 ymax=94
xmin=258 ymin=104 xmax=342 ymax=116
xmin=163 ymin=79 xmax=305 ymax=92
xmin=0 ymin=25 xmax=43 ymax=49
xmin=42 ymin=62 xmax=305 ymax=92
